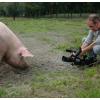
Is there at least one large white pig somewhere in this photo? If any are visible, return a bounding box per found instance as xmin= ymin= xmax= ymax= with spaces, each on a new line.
xmin=0 ymin=22 xmax=33 ymax=70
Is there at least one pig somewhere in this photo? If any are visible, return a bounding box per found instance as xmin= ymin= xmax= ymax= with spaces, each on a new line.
xmin=0 ymin=22 xmax=33 ymax=70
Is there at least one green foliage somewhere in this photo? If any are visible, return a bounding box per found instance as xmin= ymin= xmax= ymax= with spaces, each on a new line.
xmin=0 ymin=2 xmax=100 ymax=18
xmin=0 ymin=88 xmax=7 ymax=97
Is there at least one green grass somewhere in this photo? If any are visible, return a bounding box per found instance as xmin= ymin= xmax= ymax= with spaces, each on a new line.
xmin=31 ymin=68 xmax=100 ymax=97
xmin=76 ymin=79 xmax=100 ymax=98
xmin=0 ymin=17 xmax=100 ymax=97
xmin=84 ymin=68 xmax=97 ymax=77
xmin=31 ymin=70 xmax=81 ymax=97
xmin=0 ymin=88 xmax=7 ymax=97
xmin=54 ymin=42 xmax=70 ymax=51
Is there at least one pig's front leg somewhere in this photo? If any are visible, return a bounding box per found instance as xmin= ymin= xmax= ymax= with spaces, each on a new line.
xmin=0 ymin=56 xmax=5 ymax=66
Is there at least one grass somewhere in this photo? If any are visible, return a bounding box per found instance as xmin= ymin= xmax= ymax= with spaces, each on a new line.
xmin=0 ymin=88 xmax=7 ymax=97
xmin=0 ymin=17 xmax=100 ymax=97
xmin=31 ymin=70 xmax=80 ymax=97
xmin=54 ymin=42 xmax=70 ymax=51
xmin=76 ymin=78 xmax=100 ymax=98
xmin=84 ymin=68 xmax=97 ymax=77
xmin=31 ymin=68 xmax=100 ymax=97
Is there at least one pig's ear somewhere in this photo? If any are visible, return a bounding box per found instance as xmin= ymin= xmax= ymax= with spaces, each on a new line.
xmin=19 ymin=50 xmax=34 ymax=57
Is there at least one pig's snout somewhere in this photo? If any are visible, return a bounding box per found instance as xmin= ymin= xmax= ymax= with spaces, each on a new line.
xmin=8 ymin=60 xmax=30 ymax=70
xmin=5 ymin=57 xmax=31 ymax=70
xmin=13 ymin=62 xmax=30 ymax=70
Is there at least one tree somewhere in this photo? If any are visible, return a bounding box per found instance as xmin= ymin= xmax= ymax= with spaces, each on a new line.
xmin=7 ymin=2 xmax=19 ymax=20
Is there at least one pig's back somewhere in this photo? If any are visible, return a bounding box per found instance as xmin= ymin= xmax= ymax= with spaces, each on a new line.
xmin=0 ymin=22 xmax=23 ymax=50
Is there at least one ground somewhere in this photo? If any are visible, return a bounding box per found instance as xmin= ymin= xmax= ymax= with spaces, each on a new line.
xmin=0 ymin=18 xmax=100 ymax=97
xmin=0 ymin=32 xmax=75 ymax=97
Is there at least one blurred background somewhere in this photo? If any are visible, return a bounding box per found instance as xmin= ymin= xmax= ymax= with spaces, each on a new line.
xmin=0 ymin=2 xmax=100 ymax=20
